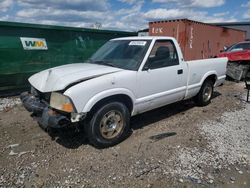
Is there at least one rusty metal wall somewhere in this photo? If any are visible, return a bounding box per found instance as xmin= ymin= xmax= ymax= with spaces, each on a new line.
xmin=149 ymin=19 xmax=246 ymax=60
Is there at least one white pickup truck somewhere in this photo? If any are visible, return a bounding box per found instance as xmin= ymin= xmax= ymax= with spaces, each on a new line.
xmin=21 ymin=36 xmax=227 ymax=147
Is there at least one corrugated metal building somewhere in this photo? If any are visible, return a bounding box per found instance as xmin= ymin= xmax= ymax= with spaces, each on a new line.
xmin=211 ymin=22 xmax=250 ymax=40
xmin=149 ymin=19 xmax=246 ymax=60
xmin=0 ymin=21 xmax=136 ymax=94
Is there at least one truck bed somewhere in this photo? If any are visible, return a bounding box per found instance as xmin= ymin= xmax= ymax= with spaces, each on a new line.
xmin=184 ymin=57 xmax=227 ymax=99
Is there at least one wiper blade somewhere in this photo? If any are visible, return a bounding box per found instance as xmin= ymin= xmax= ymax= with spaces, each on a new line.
xmin=93 ymin=60 xmax=116 ymax=67
xmin=101 ymin=62 xmax=116 ymax=67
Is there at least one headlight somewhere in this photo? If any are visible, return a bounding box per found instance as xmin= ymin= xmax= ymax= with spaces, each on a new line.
xmin=50 ymin=92 xmax=74 ymax=113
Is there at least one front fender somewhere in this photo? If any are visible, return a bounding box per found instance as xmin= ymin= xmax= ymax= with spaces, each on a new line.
xmin=82 ymin=88 xmax=136 ymax=113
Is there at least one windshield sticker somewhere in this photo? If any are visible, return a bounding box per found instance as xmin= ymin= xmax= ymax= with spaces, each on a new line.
xmin=129 ymin=41 xmax=146 ymax=46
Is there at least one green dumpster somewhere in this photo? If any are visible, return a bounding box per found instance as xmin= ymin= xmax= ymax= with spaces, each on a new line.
xmin=0 ymin=21 xmax=136 ymax=95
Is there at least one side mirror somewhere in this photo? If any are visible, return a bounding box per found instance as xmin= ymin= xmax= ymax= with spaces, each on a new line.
xmin=143 ymin=64 xmax=150 ymax=71
xmin=223 ymin=46 xmax=228 ymax=51
xmin=143 ymin=60 xmax=151 ymax=71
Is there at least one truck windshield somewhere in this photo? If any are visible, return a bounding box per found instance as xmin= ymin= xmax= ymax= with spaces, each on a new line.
xmin=88 ymin=40 xmax=151 ymax=70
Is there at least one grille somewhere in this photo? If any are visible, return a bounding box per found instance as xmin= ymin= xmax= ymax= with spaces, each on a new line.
xmin=31 ymin=86 xmax=51 ymax=103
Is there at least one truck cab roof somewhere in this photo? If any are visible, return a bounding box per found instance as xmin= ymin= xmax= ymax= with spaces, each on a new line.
xmin=111 ymin=36 xmax=176 ymax=41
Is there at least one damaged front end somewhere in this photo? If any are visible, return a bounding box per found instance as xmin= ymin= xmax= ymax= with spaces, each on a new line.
xmin=20 ymin=88 xmax=85 ymax=129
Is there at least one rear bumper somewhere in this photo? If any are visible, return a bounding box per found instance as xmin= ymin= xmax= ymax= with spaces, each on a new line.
xmin=20 ymin=92 xmax=71 ymax=129
xmin=215 ymin=75 xmax=226 ymax=87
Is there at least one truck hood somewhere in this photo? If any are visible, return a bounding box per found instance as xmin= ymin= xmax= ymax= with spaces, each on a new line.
xmin=28 ymin=63 xmax=123 ymax=92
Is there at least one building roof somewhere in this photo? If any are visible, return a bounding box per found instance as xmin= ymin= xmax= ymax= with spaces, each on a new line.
xmin=211 ymin=22 xmax=250 ymax=26
xmin=138 ymin=28 xmax=149 ymax=32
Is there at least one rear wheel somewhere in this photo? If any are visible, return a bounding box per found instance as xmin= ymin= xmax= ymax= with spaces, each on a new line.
xmin=194 ymin=80 xmax=214 ymax=106
xmin=86 ymin=102 xmax=130 ymax=148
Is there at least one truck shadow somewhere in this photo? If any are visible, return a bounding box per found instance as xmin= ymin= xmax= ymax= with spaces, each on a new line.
xmin=131 ymin=91 xmax=221 ymax=130
xmin=47 ymin=91 xmax=221 ymax=149
xmin=47 ymin=127 xmax=88 ymax=149
xmin=131 ymin=100 xmax=194 ymax=130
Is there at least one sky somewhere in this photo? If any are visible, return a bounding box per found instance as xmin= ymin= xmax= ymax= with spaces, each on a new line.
xmin=0 ymin=0 xmax=249 ymax=31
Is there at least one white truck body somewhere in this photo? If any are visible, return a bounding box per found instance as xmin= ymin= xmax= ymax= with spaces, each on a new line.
xmin=29 ymin=36 xmax=227 ymax=116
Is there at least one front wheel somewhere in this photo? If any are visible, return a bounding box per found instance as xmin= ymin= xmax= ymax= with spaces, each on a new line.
xmin=194 ymin=80 xmax=214 ymax=106
xmin=86 ymin=102 xmax=130 ymax=148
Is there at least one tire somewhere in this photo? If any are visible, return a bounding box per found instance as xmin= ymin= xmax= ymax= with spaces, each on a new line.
xmin=194 ymin=79 xmax=214 ymax=106
xmin=86 ymin=102 xmax=130 ymax=148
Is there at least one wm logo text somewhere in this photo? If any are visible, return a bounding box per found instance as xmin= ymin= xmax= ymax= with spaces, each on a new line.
xmin=20 ymin=37 xmax=48 ymax=50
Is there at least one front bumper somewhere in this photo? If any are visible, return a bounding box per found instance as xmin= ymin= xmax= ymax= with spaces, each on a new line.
xmin=20 ymin=92 xmax=71 ymax=129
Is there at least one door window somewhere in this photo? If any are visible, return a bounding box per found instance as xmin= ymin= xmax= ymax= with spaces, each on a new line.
xmin=144 ymin=40 xmax=179 ymax=70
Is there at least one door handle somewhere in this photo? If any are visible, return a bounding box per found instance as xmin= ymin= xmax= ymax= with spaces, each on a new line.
xmin=177 ymin=69 xmax=183 ymax=74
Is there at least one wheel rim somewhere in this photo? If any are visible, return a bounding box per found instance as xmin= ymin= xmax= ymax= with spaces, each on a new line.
xmin=203 ymin=84 xmax=212 ymax=102
xmin=99 ymin=110 xmax=124 ymax=139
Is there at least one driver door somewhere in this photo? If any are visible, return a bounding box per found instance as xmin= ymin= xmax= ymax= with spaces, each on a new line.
xmin=136 ymin=40 xmax=188 ymax=112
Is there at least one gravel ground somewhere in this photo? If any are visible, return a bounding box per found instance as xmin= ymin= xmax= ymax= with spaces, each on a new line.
xmin=174 ymin=103 xmax=250 ymax=181
xmin=0 ymin=81 xmax=249 ymax=187
xmin=0 ymin=97 xmax=21 ymax=112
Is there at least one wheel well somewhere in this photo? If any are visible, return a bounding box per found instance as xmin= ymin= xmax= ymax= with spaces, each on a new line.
xmin=89 ymin=94 xmax=133 ymax=115
xmin=205 ymin=74 xmax=217 ymax=85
